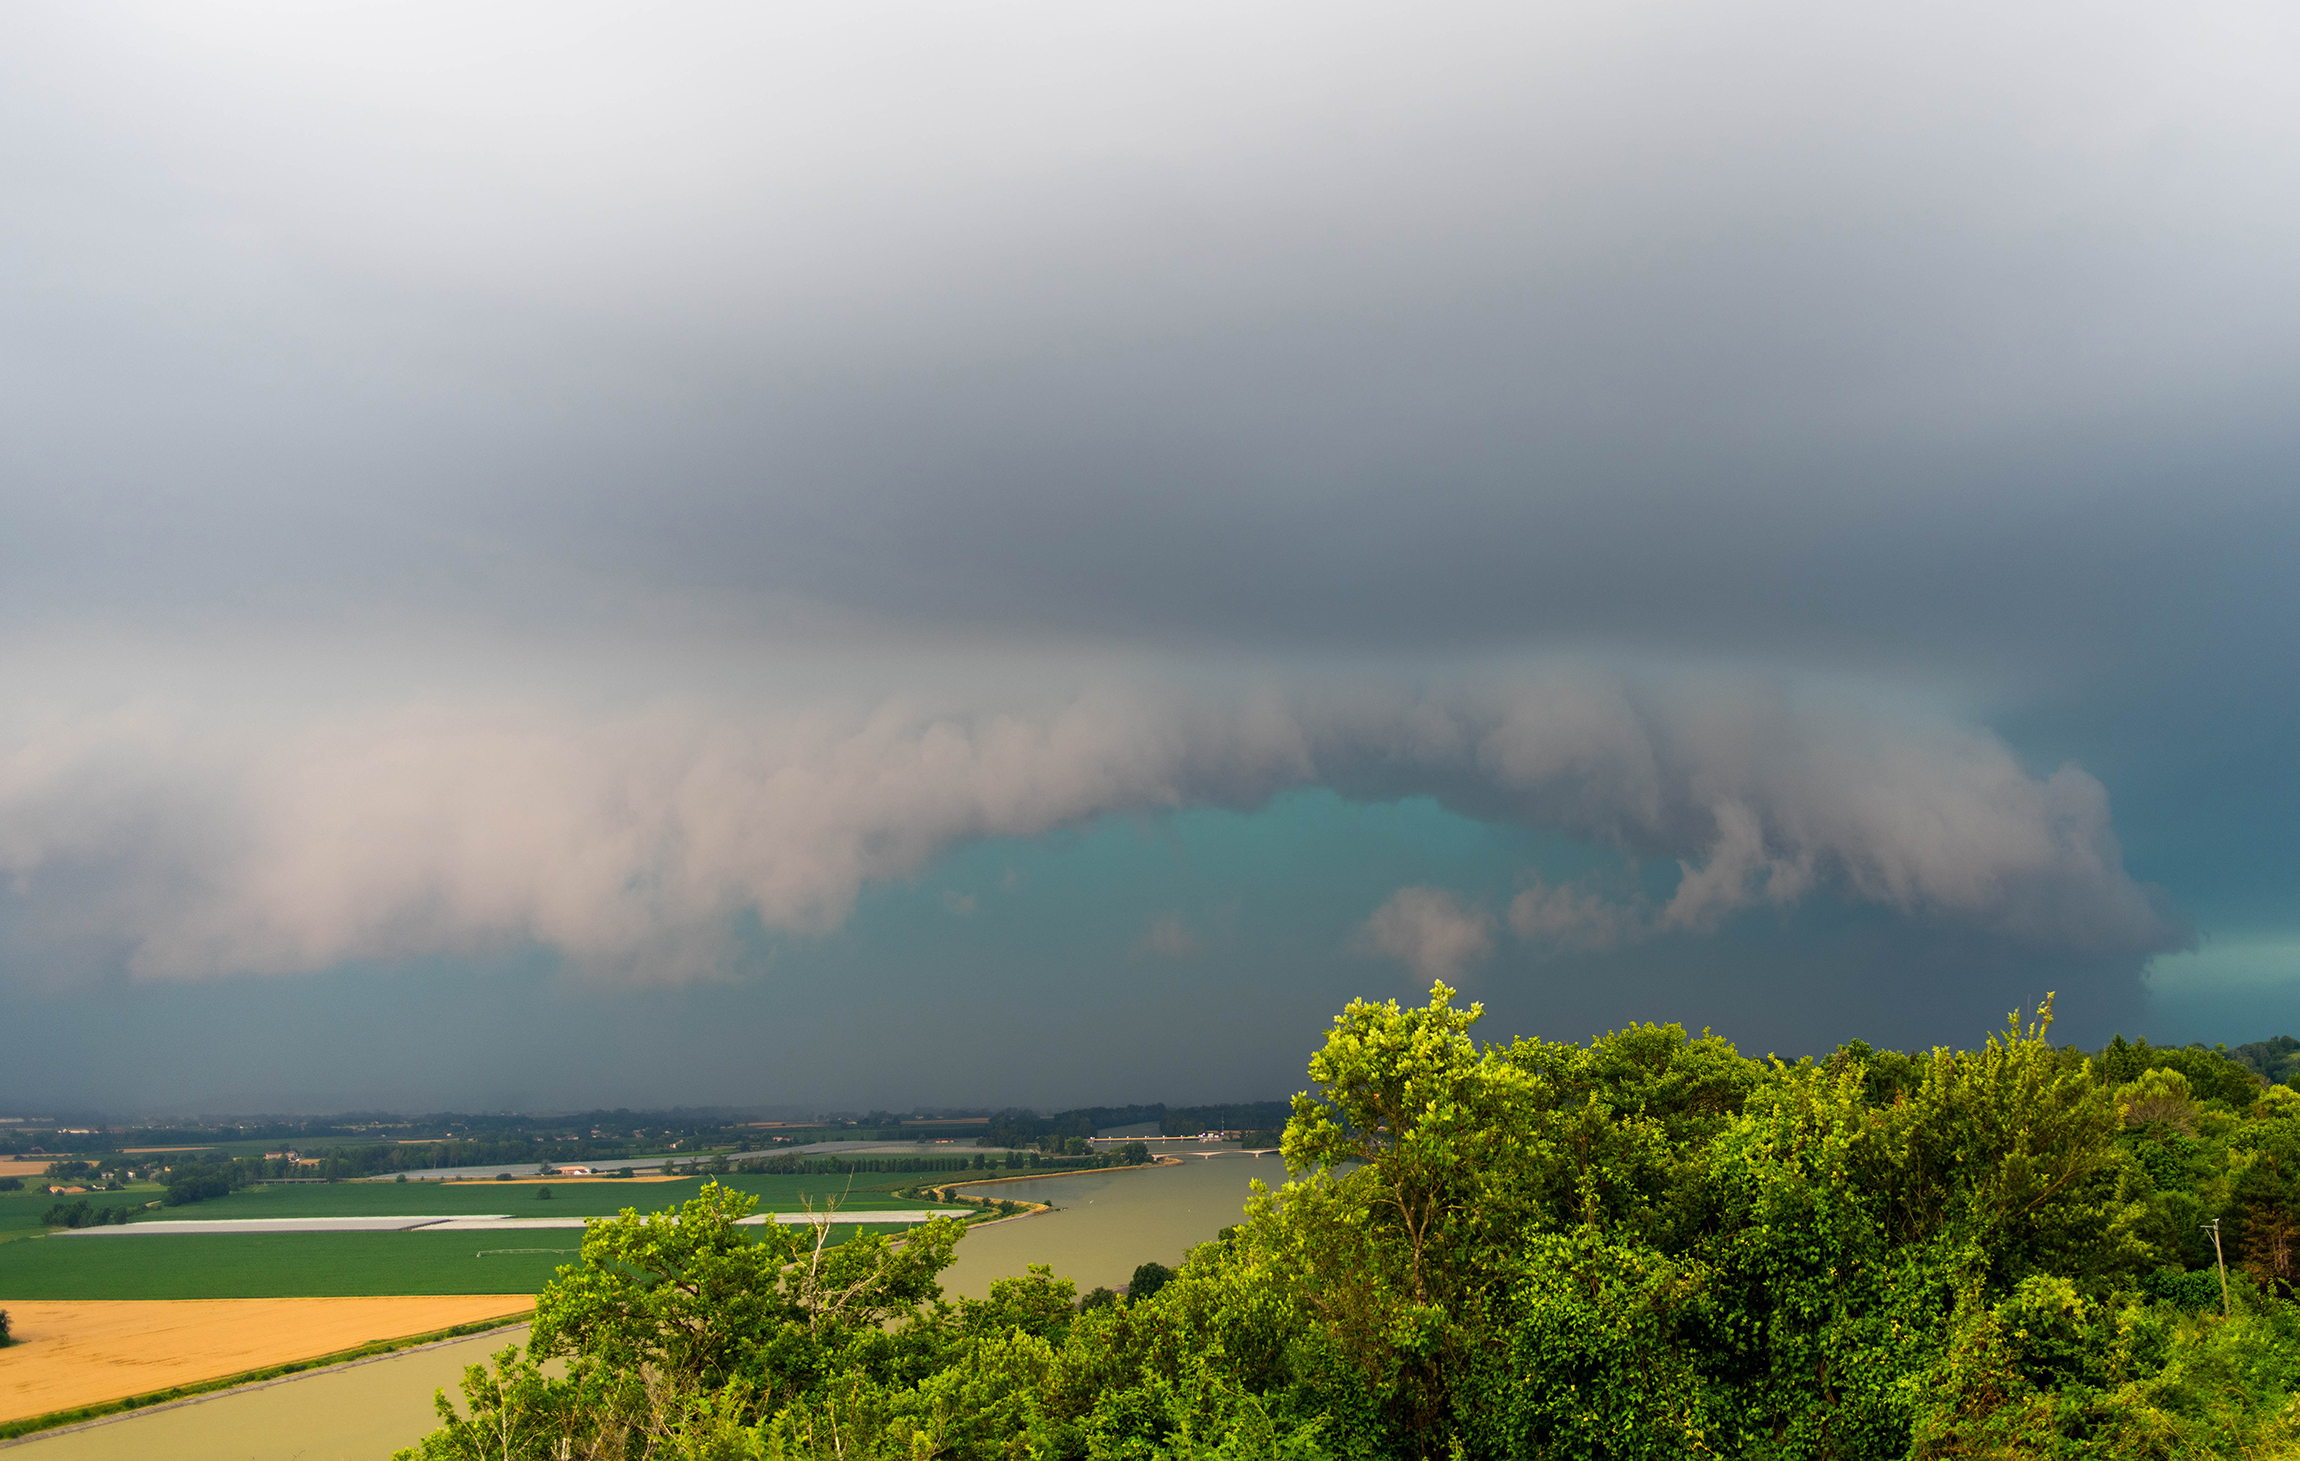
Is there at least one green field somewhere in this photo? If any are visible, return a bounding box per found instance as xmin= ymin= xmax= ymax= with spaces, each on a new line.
xmin=0 ymin=1221 xmax=923 ymax=1299
xmin=0 ymin=1175 xmax=964 ymax=1297
xmin=108 ymin=1172 xmax=953 ymax=1222
xmin=0 ymin=1173 xmax=950 ymax=1237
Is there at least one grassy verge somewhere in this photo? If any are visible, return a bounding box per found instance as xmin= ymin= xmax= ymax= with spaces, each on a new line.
xmin=0 ymin=1310 xmax=532 ymax=1442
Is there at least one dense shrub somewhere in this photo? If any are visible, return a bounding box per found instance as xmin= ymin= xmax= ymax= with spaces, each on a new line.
xmin=397 ymin=990 xmax=2300 ymax=1461
xmin=2233 ymin=1035 xmax=2300 ymax=1088
xmin=1127 ymin=1261 xmax=1174 ymax=1302
xmin=162 ymin=1167 xmax=240 ymax=1206
xmin=42 ymin=1199 xmax=130 ymax=1228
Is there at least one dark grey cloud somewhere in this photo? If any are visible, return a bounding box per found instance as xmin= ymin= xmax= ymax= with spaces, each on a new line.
xmin=2 ymin=3 xmax=2293 ymax=676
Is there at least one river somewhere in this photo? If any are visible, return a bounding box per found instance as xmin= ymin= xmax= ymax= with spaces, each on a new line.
xmin=936 ymin=1152 xmax=1288 ymax=1299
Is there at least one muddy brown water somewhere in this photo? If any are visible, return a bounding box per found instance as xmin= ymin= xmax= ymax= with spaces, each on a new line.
xmin=935 ymin=1152 xmax=1288 ymax=1298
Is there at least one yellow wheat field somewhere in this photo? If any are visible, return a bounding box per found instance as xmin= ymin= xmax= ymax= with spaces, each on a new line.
xmin=0 ymin=1296 xmax=532 ymax=1423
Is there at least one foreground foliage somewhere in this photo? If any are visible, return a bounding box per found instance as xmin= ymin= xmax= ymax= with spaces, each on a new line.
xmin=400 ymin=990 xmax=2300 ymax=1460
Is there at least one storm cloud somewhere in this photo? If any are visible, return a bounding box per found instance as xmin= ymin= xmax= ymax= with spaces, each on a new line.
xmin=0 ymin=669 xmax=2180 ymax=986
xmin=3 ymin=2 xmax=2295 ymax=681
xmin=0 ymin=2 xmax=2290 ymax=1105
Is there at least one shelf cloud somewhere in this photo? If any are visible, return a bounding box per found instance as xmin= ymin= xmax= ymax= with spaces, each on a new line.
xmin=0 ymin=665 xmax=2183 ymax=988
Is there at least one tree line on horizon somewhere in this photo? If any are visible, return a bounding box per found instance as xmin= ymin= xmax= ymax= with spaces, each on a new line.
xmin=0 ymin=1099 xmax=1318 ymax=1168
xmin=16 ymin=1045 xmax=2289 ymax=1163
xmin=0 ymin=1110 xmax=768 ymax=1157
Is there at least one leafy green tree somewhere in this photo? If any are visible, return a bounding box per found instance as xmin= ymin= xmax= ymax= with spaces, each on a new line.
xmin=2233 ymin=1035 xmax=2300 ymax=1087
xmin=393 ymin=1345 xmax=600 ymax=1461
xmin=2097 ymin=1034 xmax=2264 ymax=1108
xmin=526 ymin=1182 xmax=964 ymax=1440
xmin=1280 ymin=982 xmax=1542 ymax=1442
xmin=1128 ymin=1261 xmax=1174 ymax=1303
xmin=395 ymin=992 xmax=2300 ymax=1461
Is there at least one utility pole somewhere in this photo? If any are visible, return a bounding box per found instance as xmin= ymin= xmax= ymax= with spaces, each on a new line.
xmin=2203 ymin=1219 xmax=2231 ymax=1317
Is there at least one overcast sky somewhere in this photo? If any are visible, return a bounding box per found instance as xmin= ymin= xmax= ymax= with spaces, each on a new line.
xmin=2 ymin=1 xmax=2295 ymax=1115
